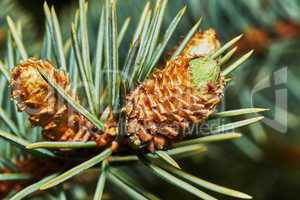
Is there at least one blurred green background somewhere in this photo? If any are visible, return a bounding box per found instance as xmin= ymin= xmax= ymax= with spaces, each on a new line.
xmin=1 ymin=0 xmax=300 ymax=199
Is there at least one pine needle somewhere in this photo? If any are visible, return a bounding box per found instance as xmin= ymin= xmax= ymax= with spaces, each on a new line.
xmin=159 ymin=163 xmax=252 ymax=199
xmin=218 ymin=47 xmax=237 ymax=65
xmin=107 ymin=171 xmax=149 ymax=200
xmin=175 ymin=132 xmax=242 ymax=147
xmin=79 ymin=0 xmax=93 ymax=81
xmin=212 ymin=34 xmax=243 ymax=59
xmin=94 ymin=8 xmax=105 ymax=109
xmin=37 ymin=61 xmax=104 ymax=130
xmin=10 ymin=174 xmax=58 ymax=200
xmin=0 ymin=61 xmax=11 ymax=80
xmin=0 ymin=129 xmax=55 ymax=157
xmin=40 ymin=149 xmax=112 ymax=190
xmin=93 ymin=160 xmax=108 ymax=200
xmin=143 ymin=6 xmax=186 ymax=79
xmin=140 ymin=156 xmax=217 ymax=200
xmin=6 ymin=16 xmax=28 ymax=60
xmin=27 ymin=141 xmax=97 ymax=149
xmin=223 ymin=50 xmax=254 ymax=76
xmin=211 ymin=116 xmax=264 ymax=134
xmin=109 ymin=167 xmax=160 ymax=200
xmin=155 ymin=151 xmax=181 ymax=169
xmin=118 ymin=17 xmax=131 ymax=47
xmin=214 ymin=108 xmax=268 ymax=118
xmin=71 ymin=23 xmax=97 ymax=115
xmin=171 ymin=18 xmax=202 ymax=59
xmin=0 ymin=107 xmax=20 ymax=135
xmin=0 ymin=173 xmax=31 ymax=181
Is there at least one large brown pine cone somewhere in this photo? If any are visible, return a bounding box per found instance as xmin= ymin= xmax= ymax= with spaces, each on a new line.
xmin=124 ymin=29 xmax=225 ymax=151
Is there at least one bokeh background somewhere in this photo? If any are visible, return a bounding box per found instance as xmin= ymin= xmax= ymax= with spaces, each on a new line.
xmin=1 ymin=0 xmax=300 ymax=199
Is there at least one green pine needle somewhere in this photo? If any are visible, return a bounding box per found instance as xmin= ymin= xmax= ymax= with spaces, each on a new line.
xmin=233 ymin=136 xmax=264 ymax=161
xmin=0 ymin=107 xmax=20 ymax=136
xmin=133 ymin=2 xmax=150 ymax=42
xmin=214 ymin=108 xmax=268 ymax=118
xmin=0 ymin=129 xmax=55 ymax=157
xmin=118 ymin=17 xmax=131 ymax=47
xmin=79 ymin=0 xmax=93 ymax=82
xmin=211 ymin=116 xmax=264 ymax=134
xmin=109 ymin=167 xmax=160 ymax=200
xmin=140 ymin=156 xmax=217 ymax=200
xmin=110 ymin=145 xmax=207 ymax=163
xmin=37 ymin=67 xmax=104 ymax=130
xmin=212 ymin=34 xmax=243 ymax=59
xmin=0 ymin=61 xmax=11 ymax=80
xmin=143 ymin=5 xmax=186 ymax=79
xmin=6 ymin=16 xmax=28 ymax=60
xmin=155 ymin=151 xmax=181 ymax=169
xmin=27 ymin=141 xmax=97 ymax=149
xmin=218 ymin=46 xmax=237 ymax=65
xmin=223 ymin=50 xmax=254 ymax=76
xmin=40 ymin=149 xmax=112 ymax=190
xmin=94 ymin=8 xmax=105 ymax=108
xmin=50 ymin=6 xmax=67 ymax=71
xmin=107 ymin=171 xmax=149 ymax=200
xmin=0 ymin=158 xmax=17 ymax=172
xmin=167 ymin=144 xmax=207 ymax=157
xmin=175 ymin=132 xmax=242 ymax=147
xmin=41 ymin=26 xmax=52 ymax=59
xmin=171 ymin=17 xmax=202 ymax=59
xmin=111 ymin=0 xmax=120 ymax=111
xmin=159 ymin=163 xmax=252 ymax=199
xmin=10 ymin=174 xmax=58 ymax=200
xmin=43 ymin=2 xmax=67 ymax=70
xmin=93 ymin=160 xmax=108 ymax=200
xmin=71 ymin=23 xmax=98 ymax=115
xmin=129 ymin=9 xmax=152 ymax=85
xmin=0 ymin=173 xmax=31 ymax=181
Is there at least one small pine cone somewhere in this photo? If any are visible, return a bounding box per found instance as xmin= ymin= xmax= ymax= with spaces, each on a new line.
xmin=125 ymin=30 xmax=225 ymax=152
xmin=11 ymin=58 xmax=117 ymax=147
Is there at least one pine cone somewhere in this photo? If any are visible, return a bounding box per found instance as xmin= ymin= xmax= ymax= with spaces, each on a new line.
xmin=125 ymin=29 xmax=225 ymax=151
xmin=11 ymin=58 xmax=117 ymax=147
